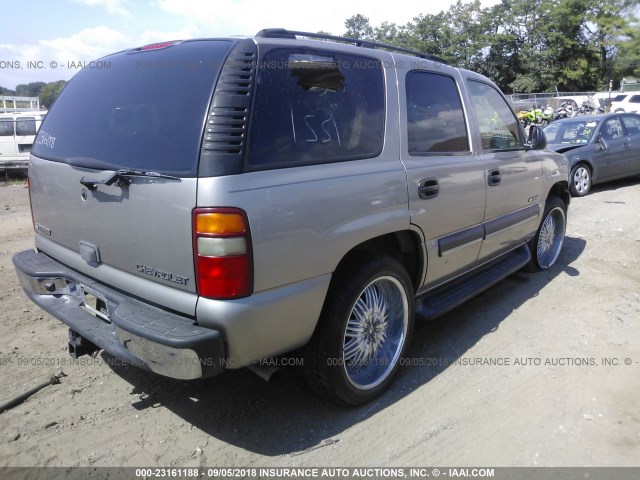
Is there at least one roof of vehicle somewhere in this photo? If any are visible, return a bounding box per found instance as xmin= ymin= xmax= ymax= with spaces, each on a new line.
xmin=253 ymin=28 xmax=447 ymax=63
xmin=548 ymin=112 xmax=640 ymax=125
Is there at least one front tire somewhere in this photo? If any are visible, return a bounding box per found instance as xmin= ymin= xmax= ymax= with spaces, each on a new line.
xmin=569 ymin=163 xmax=592 ymax=197
xmin=527 ymin=196 xmax=567 ymax=271
xmin=305 ymin=255 xmax=414 ymax=405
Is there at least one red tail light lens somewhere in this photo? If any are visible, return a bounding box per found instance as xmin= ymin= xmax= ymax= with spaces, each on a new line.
xmin=193 ymin=208 xmax=252 ymax=299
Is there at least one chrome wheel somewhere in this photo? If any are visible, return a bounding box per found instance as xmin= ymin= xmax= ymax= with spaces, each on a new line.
xmin=342 ymin=276 xmax=409 ymax=390
xmin=536 ymin=206 xmax=566 ymax=269
xmin=572 ymin=166 xmax=591 ymax=196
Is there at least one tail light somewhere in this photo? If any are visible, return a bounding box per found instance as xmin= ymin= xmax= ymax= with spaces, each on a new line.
xmin=192 ymin=208 xmax=252 ymax=299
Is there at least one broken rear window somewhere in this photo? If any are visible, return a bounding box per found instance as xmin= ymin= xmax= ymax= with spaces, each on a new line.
xmin=248 ymin=49 xmax=385 ymax=168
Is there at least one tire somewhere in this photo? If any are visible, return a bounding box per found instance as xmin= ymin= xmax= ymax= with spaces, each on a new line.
xmin=526 ymin=196 xmax=567 ymax=272
xmin=305 ymin=254 xmax=414 ymax=405
xmin=569 ymin=163 xmax=592 ymax=197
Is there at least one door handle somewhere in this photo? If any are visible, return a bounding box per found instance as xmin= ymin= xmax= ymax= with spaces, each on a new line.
xmin=418 ymin=178 xmax=439 ymax=199
xmin=487 ymin=169 xmax=501 ymax=186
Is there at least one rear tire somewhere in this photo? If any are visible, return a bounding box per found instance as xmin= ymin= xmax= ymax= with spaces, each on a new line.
xmin=526 ymin=196 xmax=567 ymax=272
xmin=305 ymin=254 xmax=414 ymax=405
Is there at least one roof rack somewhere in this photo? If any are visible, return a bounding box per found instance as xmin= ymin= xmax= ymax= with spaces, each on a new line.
xmin=255 ymin=28 xmax=447 ymax=65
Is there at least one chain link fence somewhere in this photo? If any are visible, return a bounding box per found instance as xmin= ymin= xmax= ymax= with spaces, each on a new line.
xmin=507 ymin=91 xmax=618 ymax=112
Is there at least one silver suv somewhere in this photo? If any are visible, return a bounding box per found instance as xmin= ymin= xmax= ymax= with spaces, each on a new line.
xmin=13 ymin=29 xmax=570 ymax=405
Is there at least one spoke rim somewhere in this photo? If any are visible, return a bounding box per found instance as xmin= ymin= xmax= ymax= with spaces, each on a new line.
xmin=537 ymin=206 xmax=566 ymax=269
xmin=342 ymin=276 xmax=408 ymax=390
xmin=573 ymin=167 xmax=590 ymax=194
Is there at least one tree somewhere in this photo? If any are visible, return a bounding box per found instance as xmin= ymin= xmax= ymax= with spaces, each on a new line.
xmin=344 ymin=14 xmax=374 ymax=40
xmin=39 ymin=81 xmax=67 ymax=109
xmin=584 ymin=0 xmax=637 ymax=87
xmin=616 ymin=20 xmax=640 ymax=79
xmin=15 ymin=82 xmax=47 ymax=98
xmin=340 ymin=0 xmax=638 ymax=93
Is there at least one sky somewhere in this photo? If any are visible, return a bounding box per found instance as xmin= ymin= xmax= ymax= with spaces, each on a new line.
xmin=0 ymin=0 xmax=502 ymax=90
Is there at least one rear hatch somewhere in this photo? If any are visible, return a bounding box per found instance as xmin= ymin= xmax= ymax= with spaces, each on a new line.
xmin=29 ymin=39 xmax=236 ymax=315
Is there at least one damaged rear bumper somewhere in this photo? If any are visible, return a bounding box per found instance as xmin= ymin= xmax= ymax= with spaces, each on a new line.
xmin=12 ymin=249 xmax=225 ymax=380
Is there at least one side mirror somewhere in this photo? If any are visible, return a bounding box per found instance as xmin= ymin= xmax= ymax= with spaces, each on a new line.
xmin=527 ymin=125 xmax=547 ymax=150
xmin=596 ymin=132 xmax=609 ymax=152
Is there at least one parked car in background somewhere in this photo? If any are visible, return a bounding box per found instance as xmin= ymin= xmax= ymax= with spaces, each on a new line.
xmin=544 ymin=113 xmax=640 ymax=196
xmin=0 ymin=111 xmax=46 ymax=174
xmin=610 ymin=94 xmax=640 ymax=113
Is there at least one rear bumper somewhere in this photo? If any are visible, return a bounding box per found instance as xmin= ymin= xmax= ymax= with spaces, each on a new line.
xmin=12 ymin=249 xmax=225 ymax=379
xmin=0 ymin=159 xmax=28 ymax=170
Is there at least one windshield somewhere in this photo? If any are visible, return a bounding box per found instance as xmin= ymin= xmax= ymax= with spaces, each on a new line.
xmin=544 ymin=120 xmax=598 ymax=144
xmin=32 ymin=40 xmax=234 ymax=176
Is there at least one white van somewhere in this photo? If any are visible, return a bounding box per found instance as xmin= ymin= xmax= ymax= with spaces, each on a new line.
xmin=0 ymin=111 xmax=46 ymax=172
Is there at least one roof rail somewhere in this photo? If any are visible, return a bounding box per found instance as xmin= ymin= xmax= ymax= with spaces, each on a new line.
xmin=255 ymin=28 xmax=447 ymax=64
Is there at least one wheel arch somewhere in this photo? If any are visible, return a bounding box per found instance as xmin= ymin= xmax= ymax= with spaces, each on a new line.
xmin=334 ymin=230 xmax=424 ymax=294
xmin=547 ymin=179 xmax=571 ymax=207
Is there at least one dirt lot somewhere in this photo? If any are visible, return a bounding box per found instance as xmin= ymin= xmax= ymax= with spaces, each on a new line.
xmin=0 ymin=177 xmax=639 ymax=468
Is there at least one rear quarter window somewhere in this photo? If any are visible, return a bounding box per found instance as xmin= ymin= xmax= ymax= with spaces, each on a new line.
xmin=247 ymin=49 xmax=385 ymax=169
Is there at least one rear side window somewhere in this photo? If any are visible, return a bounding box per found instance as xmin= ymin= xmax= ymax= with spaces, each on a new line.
xmin=467 ymin=80 xmax=522 ymax=151
xmin=406 ymin=71 xmax=469 ymax=155
xmin=32 ymin=40 xmax=234 ymax=176
xmin=16 ymin=118 xmax=36 ymax=136
xmin=0 ymin=120 xmax=13 ymax=136
xmin=631 ymin=95 xmax=640 ymax=104
xmin=248 ymin=49 xmax=385 ymax=168
xmin=621 ymin=115 xmax=640 ymax=135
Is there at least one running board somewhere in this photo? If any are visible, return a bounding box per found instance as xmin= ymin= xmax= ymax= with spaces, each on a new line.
xmin=415 ymin=244 xmax=531 ymax=321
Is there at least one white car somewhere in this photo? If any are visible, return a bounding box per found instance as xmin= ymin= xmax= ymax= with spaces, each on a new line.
xmin=610 ymin=93 xmax=640 ymax=113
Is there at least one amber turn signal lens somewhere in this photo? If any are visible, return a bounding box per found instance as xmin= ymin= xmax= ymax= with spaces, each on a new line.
xmin=196 ymin=213 xmax=246 ymax=235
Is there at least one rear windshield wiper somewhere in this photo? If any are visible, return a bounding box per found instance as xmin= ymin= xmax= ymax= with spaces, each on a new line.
xmin=80 ymin=169 xmax=180 ymax=190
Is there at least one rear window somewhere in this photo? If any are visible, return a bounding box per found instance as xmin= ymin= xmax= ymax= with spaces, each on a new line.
xmin=32 ymin=40 xmax=234 ymax=176
xmin=247 ymin=49 xmax=385 ymax=168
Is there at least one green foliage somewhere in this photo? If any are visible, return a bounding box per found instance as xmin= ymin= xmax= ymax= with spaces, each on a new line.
xmin=15 ymin=82 xmax=47 ymax=97
xmin=342 ymin=0 xmax=637 ymax=92
xmin=344 ymin=14 xmax=374 ymax=40
xmin=1 ymin=80 xmax=65 ymax=107
xmin=38 ymin=80 xmax=67 ymax=109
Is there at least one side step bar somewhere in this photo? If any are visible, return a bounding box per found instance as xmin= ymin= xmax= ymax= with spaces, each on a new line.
xmin=415 ymin=244 xmax=531 ymax=321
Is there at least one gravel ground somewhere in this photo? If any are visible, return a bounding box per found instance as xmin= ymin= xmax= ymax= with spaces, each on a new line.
xmin=0 ymin=177 xmax=639 ymax=469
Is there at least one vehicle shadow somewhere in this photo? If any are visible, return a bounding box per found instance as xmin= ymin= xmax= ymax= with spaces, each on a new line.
xmin=589 ymin=175 xmax=640 ymax=196
xmin=105 ymin=235 xmax=586 ymax=456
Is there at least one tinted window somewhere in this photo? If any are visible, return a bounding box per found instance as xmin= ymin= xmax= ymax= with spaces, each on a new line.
xmin=16 ymin=118 xmax=36 ymax=136
xmin=467 ymin=80 xmax=521 ymax=151
xmin=248 ymin=49 xmax=385 ymax=168
xmin=32 ymin=40 xmax=234 ymax=176
xmin=630 ymin=95 xmax=640 ymax=104
xmin=621 ymin=115 xmax=640 ymax=135
xmin=0 ymin=120 xmax=13 ymax=136
xmin=406 ymin=72 xmax=469 ymax=154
